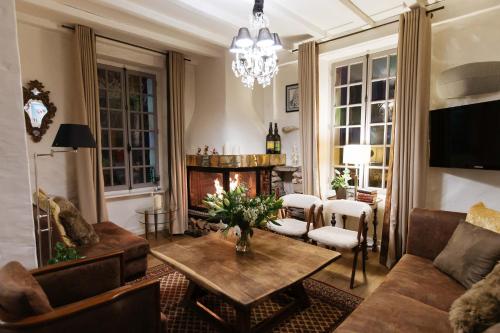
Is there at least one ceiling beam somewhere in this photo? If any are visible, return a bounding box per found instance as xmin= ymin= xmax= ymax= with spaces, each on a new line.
xmin=339 ymin=0 xmax=376 ymax=26
xmin=88 ymin=0 xmax=230 ymax=47
xmin=17 ymin=0 xmax=223 ymax=57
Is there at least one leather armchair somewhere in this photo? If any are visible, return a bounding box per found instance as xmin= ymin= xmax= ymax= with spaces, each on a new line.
xmin=0 ymin=252 xmax=163 ymax=333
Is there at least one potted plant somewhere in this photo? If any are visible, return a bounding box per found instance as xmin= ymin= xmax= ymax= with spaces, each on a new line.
xmin=331 ymin=168 xmax=352 ymax=199
xmin=203 ymin=184 xmax=283 ymax=253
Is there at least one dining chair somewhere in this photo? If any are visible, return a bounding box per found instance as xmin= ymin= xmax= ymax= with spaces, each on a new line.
xmin=267 ymin=194 xmax=322 ymax=240
xmin=308 ymin=200 xmax=372 ymax=289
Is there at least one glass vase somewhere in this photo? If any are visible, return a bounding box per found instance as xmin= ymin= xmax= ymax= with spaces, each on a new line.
xmin=236 ymin=230 xmax=251 ymax=253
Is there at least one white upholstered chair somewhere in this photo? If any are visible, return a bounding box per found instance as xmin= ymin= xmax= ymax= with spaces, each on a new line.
xmin=308 ymin=200 xmax=372 ymax=288
xmin=267 ymin=194 xmax=322 ymax=240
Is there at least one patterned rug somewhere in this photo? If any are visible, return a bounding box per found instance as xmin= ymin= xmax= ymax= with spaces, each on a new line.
xmin=134 ymin=264 xmax=362 ymax=333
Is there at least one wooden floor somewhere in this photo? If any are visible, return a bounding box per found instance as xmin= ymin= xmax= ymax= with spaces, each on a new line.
xmin=145 ymin=231 xmax=389 ymax=299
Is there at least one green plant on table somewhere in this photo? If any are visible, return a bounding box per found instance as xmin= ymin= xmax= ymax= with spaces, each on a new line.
xmin=331 ymin=168 xmax=352 ymax=190
xmin=48 ymin=242 xmax=85 ymax=265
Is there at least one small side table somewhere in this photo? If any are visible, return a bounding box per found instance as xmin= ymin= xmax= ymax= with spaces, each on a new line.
xmin=135 ymin=207 xmax=175 ymax=240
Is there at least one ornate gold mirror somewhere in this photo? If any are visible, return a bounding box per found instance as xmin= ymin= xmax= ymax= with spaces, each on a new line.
xmin=23 ymin=80 xmax=57 ymax=142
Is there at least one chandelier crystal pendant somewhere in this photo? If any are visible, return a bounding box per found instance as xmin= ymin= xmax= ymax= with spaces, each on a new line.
xmin=230 ymin=0 xmax=282 ymax=89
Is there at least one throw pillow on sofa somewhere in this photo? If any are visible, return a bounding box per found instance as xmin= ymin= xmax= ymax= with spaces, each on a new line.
xmin=466 ymin=202 xmax=500 ymax=234
xmin=449 ymin=263 xmax=500 ymax=333
xmin=53 ymin=196 xmax=100 ymax=246
xmin=434 ymin=221 xmax=500 ymax=289
xmin=0 ymin=262 xmax=53 ymax=322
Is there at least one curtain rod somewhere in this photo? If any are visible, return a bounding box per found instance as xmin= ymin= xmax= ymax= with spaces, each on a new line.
xmin=290 ymin=5 xmax=444 ymax=53
xmin=61 ymin=25 xmax=191 ymax=62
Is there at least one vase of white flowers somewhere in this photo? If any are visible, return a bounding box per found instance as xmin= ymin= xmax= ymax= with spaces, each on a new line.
xmin=203 ymin=184 xmax=282 ymax=253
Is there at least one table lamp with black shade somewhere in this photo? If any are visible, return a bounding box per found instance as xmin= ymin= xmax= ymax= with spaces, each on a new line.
xmin=34 ymin=124 xmax=96 ymax=266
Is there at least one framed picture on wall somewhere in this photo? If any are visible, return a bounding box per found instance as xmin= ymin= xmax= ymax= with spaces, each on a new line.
xmin=286 ymin=84 xmax=299 ymax=113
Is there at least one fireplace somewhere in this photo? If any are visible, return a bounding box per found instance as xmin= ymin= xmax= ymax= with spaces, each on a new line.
xmin=186 ymin=154 xmax=285 ymax=217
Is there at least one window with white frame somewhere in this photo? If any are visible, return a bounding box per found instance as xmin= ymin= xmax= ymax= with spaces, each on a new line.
xmin=332 ymin=50 xmax=396 ymax=190
xmin=98 ymin=65 xmax=159 ymax=191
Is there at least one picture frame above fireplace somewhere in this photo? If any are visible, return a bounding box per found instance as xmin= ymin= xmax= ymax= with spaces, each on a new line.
xmin=286 ymin=84 xmax=299 ymax=113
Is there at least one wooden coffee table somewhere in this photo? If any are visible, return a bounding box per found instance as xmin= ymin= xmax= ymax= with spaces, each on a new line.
xmin=151 ymin=229 xmax=340 ymax=333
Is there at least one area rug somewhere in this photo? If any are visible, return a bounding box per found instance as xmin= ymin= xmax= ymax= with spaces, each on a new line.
xmin=135 ymin=264 xmax=362 ymax=333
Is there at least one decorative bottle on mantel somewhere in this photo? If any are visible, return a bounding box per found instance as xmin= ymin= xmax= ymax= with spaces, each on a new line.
xmin=266 ymin=122 xmax=275 ymax=154
xmin=273 ymin=123 xmax=281 ymax=155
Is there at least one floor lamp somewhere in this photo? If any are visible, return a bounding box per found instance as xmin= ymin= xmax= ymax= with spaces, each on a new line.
xmin=34 ymin=124 xmax=96 ymax=266
xmin=343 ymin=145 xmax=371 ymax=200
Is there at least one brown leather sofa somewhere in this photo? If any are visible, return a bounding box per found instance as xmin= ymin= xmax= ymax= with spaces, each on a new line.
xmin=0 ymin=252 xmax=164 ymax=333
xmin=336 ymin=208 xmax=467 ymax=333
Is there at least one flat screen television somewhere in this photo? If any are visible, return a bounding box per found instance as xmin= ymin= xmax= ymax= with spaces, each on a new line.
xmin=429 ymin=100 xmax=500 ymax=170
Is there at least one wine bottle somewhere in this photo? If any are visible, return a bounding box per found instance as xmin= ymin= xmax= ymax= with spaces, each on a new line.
xmin=274 ymin=123 xmax=281 ymax=154
xmin=266 ymin=122 xmax=275 ymax=154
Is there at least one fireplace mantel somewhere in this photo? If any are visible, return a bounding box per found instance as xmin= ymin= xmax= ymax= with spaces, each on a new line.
xmin=186 ymin=154 xmax=286 ymax=168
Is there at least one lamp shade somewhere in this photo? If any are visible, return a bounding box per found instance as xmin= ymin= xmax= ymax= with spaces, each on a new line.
xmin=235 ymin=28 xmax=253 ymax=48
xmin=52 ymin=124 xmax=96 ymax=149
xmin=256 ymin=28 xmax=274 ymax=47
xmin=343 ymin=145 xmax=371 ymax=165
xmin=271 ymin=33 xmax=282 ymax=50
xmin=229 ymin=37 xmax=241 ymax=53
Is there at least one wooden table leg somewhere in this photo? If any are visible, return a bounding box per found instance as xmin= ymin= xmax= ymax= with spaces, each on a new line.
xmin=290 ymin=281 xmax=311 ymax=309
xmin=144 ymin=211 xmax=149 ymax=240
xmin=235 ymin=305 xmax=252 ymax=333
xmin=372 ymin=206 xmax=378 ymax=252
xmin=154 ymin=212 xmax=158 ymax=240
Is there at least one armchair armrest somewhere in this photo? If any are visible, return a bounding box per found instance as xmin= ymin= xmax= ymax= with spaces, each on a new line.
xmin=31 ymin=251 xmax=124 ymax=307
xmin=406 ymin=208 xmax=466 ymax=260
xmin=0 ymin=280 xmax=161 ymax=333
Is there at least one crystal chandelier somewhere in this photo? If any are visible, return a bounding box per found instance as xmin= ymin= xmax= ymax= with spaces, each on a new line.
xmin=230 ymin=0 xmax=282 ymax=89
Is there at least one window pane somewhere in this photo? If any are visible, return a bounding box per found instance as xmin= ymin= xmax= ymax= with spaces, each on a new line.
xmin=333 ymin=147 xmax=343 ymax=165
xmin=107 ymin=71 xmax=122 ymax=90
xmin=98 ymin=69 xmax=106 ymax=89
xmin=386 ymin=125 xmax=392 ymax=144
xmin=389 ymin=55 xmax=397 ymax=77
xmin=143 ymin=115 xmax=155 ymax=131
xmin=371 ymin=81 xmax=386 ymax=101
xmin=133 ymin=167 xmax=144 ymax=184
xmin=100 ymin=110 xmax=108 ymax=128
xmin=335 ymin=107 xmax=346 ymax=126
xmin=146 ymin=78 xmax=154 ymax=95
xmin=112 ymin=168 xmax=126 ymax=186
xmin=335 ymin=87 xmax=347 ymax=106
xmin=109 ymin=111 xmax=123 ymax=129
xmin=108 ymin=90 xmax=122 ymax=109
xmin=145 ymin=149 xmax=155 ymax=166
xmin=370 ymin=126 xmax=384 ymax=145
xmin=384 ymin=170 xmax=388 ymax=188
xmin=368 ymin=169 xmax=383 ymax=187
xmin=388 ymin=102 xmax=394 ymax=122
xmin=129 ymin=95 xmax=140 ymax=112
xmin=110 ymin=130 xmax=124 ymax=147
xmin=370 ymin=147 xmax=384 ymax=166
xmin=349 ymin=106 xmax=361 ymax=125
xmin=335 ymin=66 xmax=348 ymax=85
xmin=389 ymin=78 xmax=396 ymax=99
xmin=145 ymin=167 xmax=156 ymax=183
xmin=131 ymin=131 xmax=142 ymax=148
xmin=372 ymin=57 xmax=387 ymax=79
xmin=99 ymin=89 xmax=107 ymax=108
xmin=348 ymin=128 xmax=361 ymax=144
xmin=130 ymin=113 xmax=141 ymax=130
xmin=385 ymin=147 xmax=391 ymax=166
xmin=371 ymin=103 xmax=385 ymax=123
xmin=103 ymin=169 xmax=111 ymax=187
xmin=350 ymin=63 xmax=363 ymax=83
xmin=132 ymin=150 xmax=143 ymax=166
xmin=101 ymin=130 xmax=109 ymax=148
xmin=349 ymin=85 xmax=362 ymax=104
xmin=144 ymin=131 xmax=155 ymax=148
xmin=128 ymin=75 xmax=140 ymax=93
xmin=338 ymin=128 xmax=346 ymax=146
xmin=102 ymin=150 xmax=110 ymax=168
xmin=111 ymin=150 xmax=126 ymax=167
xmin=146 ymin=96 xmax=154 ymax=113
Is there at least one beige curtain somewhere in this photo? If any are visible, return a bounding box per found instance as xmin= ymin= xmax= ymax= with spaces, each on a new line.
xmin=298 ymin=41 xmax=321 ymax=197
xmin=74 ymin=25 xmax=109 ymax=223
xmin=167 ymin=52 xmax=187 ymax=234
xmin=380 ymin=7 xmax=431 ymax=267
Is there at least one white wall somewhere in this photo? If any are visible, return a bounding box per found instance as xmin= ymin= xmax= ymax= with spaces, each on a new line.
xmin=0 ymin=0 xmax=37 ymax=268
xmin=426 ymin=7 xmax=500 ymax=212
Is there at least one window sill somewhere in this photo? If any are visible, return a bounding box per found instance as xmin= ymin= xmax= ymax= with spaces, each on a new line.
xmin=105 ymin=187 xmax=163 ymax=200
